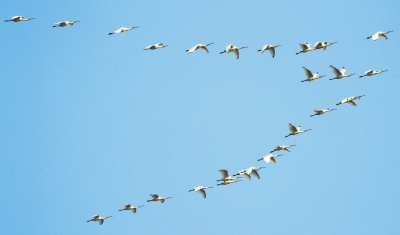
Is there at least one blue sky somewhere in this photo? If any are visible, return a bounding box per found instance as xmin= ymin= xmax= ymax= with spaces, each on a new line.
xmin=1 ymin=0 xmax=399 ymax=234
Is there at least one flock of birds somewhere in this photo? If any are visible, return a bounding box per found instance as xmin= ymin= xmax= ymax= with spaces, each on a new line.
xmin=5 ymin=15 xmax=394 ymax=226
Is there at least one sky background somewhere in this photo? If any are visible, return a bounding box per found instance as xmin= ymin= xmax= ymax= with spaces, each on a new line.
xmin=1 ymin=0 xmax=399 ymax=234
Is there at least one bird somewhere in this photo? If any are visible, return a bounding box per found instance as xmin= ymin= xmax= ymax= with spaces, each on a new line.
xmin=86 ymin=215 xmax=112 ymax=225
xmin=310 ymin=108 xmax=337 ymax=117
xmin=52 ymin=21 xmax=80 ymax=27
xmin=186 ymin=43 xmax=213 ymax=53
xmin=147 ymin=194 xmax=172 ymax=203
xmin=257 ymin=154 xmax=283 ymax=164
xmin=233 ymin=167 xmax=265 ymax=180
xmin=188 ymin=186 xmax=213 ymax=198
xmin=216 ymin=169 xmax=241 ymax=186
xmin=219 ymin=44 xmax=248 ymax=59
xmin=118 ymin=204 xmax=144 ymax=213
xmin=257 ymin=44 xmax=282 ymax=58
xmin=313 ymin=41 xmax=337 ymax=50
xmin=336 ymin=95 xmax=365 ymax=106
xmin=108 ymin=26 xmax=138 ymax=35
xmin=4 ymin=16 xmax=35 ymax=22
xmin=285 ymin=123 xmax=311 ymax=138
xmin=301 ymin=67 xmax=326 ymax=82
xmin=295 ymin=43 xmax=314 ymax=55
xmin=329 ymin=65 xmax=355 ymax=80
xmin=270 ymin=145 xmax=296 ymax=153
xmin=367 ymin=30 xmax=394 ymax=41
xmin=144 ymin=43 xmax=169 ymax=50
xmin=359 ymin=70 xmax=388 ymax=78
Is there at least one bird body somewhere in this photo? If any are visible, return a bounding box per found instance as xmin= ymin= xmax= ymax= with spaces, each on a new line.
xmin=5 ymin=16 xmax=35 ymax=22
xmin=336 ymin=95 xmax=365 ymax=106
xmin=314 ymin=41 xmax=337 ymax=50
xmin=359 ymin=69 xmax=388 ymax=78
xmin=310 ymin=108 xmax=336 ymax=117
xmin=188 ymin=186 xmax=213 ymax=198
xmin=296 ymin=43 xmax=314 ymax=55
xmin=108 ymin=26 xmax=138 ymax=35
xmin=367 ymin=30 xmax=394 ymax=41
xmin=257 ymin=44 xmax=282 ymax=58
xmin=220 ymin=44 xmax=248 ymax=59
xmin=257 ymin=154 xmax=283 ymax=164
xmin=118 ymin=204 xmax=144 ymax=213
xmin=144 ymin=43 xmax=168 ymax=50
xmin=301 ymin=67 xmax=325 ymax=82
xmin=285 ymin=124 xmax=311 ymax=138
xmin=86 ymin=215 xmax=112 ymax=225
xmin=217 ymin=169 xmax=241 ymax=186
xmin=186 ymin=43 xmax=213 ymax=53
xmin=329 ymin=65 xmax=355 ymax=80
xmin=270 ymin=145 xmax=295 ymax=153
xmin=147 ymin=194 xmax=172 ymax=203
xmin=53 ymin=21 xmax=80 ymax=27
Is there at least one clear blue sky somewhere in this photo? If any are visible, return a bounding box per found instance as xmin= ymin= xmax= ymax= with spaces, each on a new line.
xmin=1 ymin=0 xmax=399 ymax=234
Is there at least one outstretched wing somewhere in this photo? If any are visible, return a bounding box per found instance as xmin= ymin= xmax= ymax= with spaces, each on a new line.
xmin=288 ymin=123 xmax=297 ymax=133
xmin=219 ymin=169 xmax=229 ymax=178
xmin=268 ymin=47 xmax=276 ymax=58
xmin=330 ymin=65 xmax=342 ymax=76
xmin=302 ymin=67 xmax=313 ymax=78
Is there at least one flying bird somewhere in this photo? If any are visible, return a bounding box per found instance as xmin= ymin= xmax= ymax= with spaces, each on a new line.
xmin=233 ymin=167 xmax=265 ymax=180
xmin=310 ymin=109 xmax=337 ymax=117
xmin=186 ymin=43 xmax=213 ymax=53
xmin=314 ymin=41 xmax=337 ymax=50
xmin=301 ymin=67 xmax=326 ymax=82
xmin=86 ymin=215 xmax=112 ymax=225
xmin=4 ymin=16 xmax=35 ymax=22
xmin=295 ymin=43 xmax=314 ymax=55
xmin=220 ymin=44 xmax=248 ymax=59
xmin=216 ymin=169 xmax=241 ymax=186
xmin=147 ymin=194 xmax=172 ymax=203
xmin=188 ymin=186 xmax=213 ymax=198
xmin=270 ymin=145 xmax=296 ymax=153
xmin=329 ymin=65 xmax=355 ymax=80
xmin=285 ymin=124 xmax=311 ymax=138
xmin=257 ymin=154 xmax=283 ymax=164
xmin=53 ymin=21 xmax=80 ymax=27
xmin=367 ymin=30 xmax=394 ymax=41
xmin=144 ymin=43 xmax=169 ymax=50
xmin=118 ymin=204 xmax=144 ymax=213
xmin=336 ymin=95 xmax=365 ymax=106
xmin=108 ymin=26 xmax=138 ymax=35
xmin=359 ymin=70 xmax=388 ymax=78
xmin=257 ymin=44 xmax=282 ymax=58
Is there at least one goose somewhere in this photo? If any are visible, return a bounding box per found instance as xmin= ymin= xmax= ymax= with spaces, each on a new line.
xmin=147 ymin=194 xmax=172 ymax=203
xmin=216 ymin=169 xmax=241 ymax=186
xmin=188 ymin=186 xmax=213 ymax=198
xmin=301 ymin=67 xmax=326 ymax=82
xmin=336 ymin=95 xmax=365 ymax=106
xmin=108 ymin=26 xmax=138 ymax=35
xmin=86 ymin=215 xmax=112 ymax=225
xmin=295 ymin=43 xmax=314 ymax=55
xmin=367 ymin=30 xmax=394 ymax=41
xmin=53 ymin=21 xmax=80 ymax=27
xmin=186 ymin=43 xmax=213 ymax=53
xmin=118 ymin=204 xmax=144 ymax=213
xmin=310 ymin=108 xmax=337 ymax=117
xmin=270 ymin=145 xmax=296 ymax=153
xmin=233 ymin=167 xmax=265 ymax=180
xmin=359 ymin=69 xmax=388 ymax=78
xmin=285 ymin=123 xmax=311 ymax=138
xmin=329 ymin=65 xmax=355 ymax=80
xmin=257 ymin=44 xmax=282 ymax=58
xmin=4 ymin=16 xmax=35 ymax=22
xmin=219 ymin=44 xmax=248 ymax=59
xmin=257 ymin=154 xmax=283 ymax=164
xmin=314 ymin=41 xmax=337 ymax=50
xmin=144 ymin=43 xmax=169 ymax=50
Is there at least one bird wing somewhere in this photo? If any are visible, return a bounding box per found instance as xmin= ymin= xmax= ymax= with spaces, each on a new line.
xmin=330 ymin=65 xmax=341 ymax=76
xmin=340 ymin=67 xmax=346 ymax=75
xmin=187 ymin=45 xmax=198 ymax=53
xmin=302 ymin=67 xmax=313 ymax=78
xmin=314 ymin=41 xmax=322 ymax=49
xmin=132 ymin=208 xmax=137 ymax=213
xmin=379 ymin=34 xmax=388 ymax=40
xmin=199 ymin=189 xmax=206 ymax=198
xmin=268 ymin=47 xmax=276 ymax=58
xmin=225 ymin=44 xmax=233 ymax=52
xmin=98 ymin=219 xmax=104 ymax=225
xmin=372 ymin=33 xmax=379 ymax=41
xmin=349 ymin=100 xmax=357 ymax=106
xmin=150 ymin=194 xmax=159 ymax=199
xmin=250 ymin=170 xmax=261 ymax=179
xmin=243 ymin=173 xmax=251 ymax=180
xmin=270 ymin=157 xmax=277 ymax=164
xmin=299 ymin=44 xmax=308 ymax=50
xmin=288 ymin=123 xmax=297 ymax=133
xmin=233 ymin=49 xmax=239 ymax=59
xmin=199 ymin=46 xmax=209 ymax=53
xmin=219 ymin=169 xmax=229 ymax=178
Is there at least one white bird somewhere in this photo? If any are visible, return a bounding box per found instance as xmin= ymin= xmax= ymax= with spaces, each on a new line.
xmin=233 ymin=167 xmax=265 ymax=180
xmin=295 ymin=43 xmax=314 ymax=55
xmin=186 ymin=43 xmax=213 ymax=53
xmin=329 ymin=65 xmax=355 ymax=80
xmin=219 ymin=44 xmax=248 ymax=59
xmin=4 ymin=16 xmax=35 ymax=22
xmin=118 ymin=204 xmax=144 ymax=213
xmin=336 ymin=95 xmax=365 ymax=106
xmin=314 ymin=41 xmax=337 ymax=50
xmin=367 ymin=30 xmax=394 ymax=41
xmin=285 ymin=124 xmax=311 ymax=138
xmin=147 ymin=194 xmax=172 ymax=203
xmin=270 ymin=145 xmax=296 ymax=153
xmin=310 ymin=108 xmax=337 ymax=117
xmin=301 ymin=67 xmax=326 ymax=82
xmin=188 ymin=186 xmax=213 ymax=198
xmin=53 ymin=21 xmax=80 ymax=27
xmin=257 ymin=154 xmax=283 ymax=164
xmin=359 ymin=69 xmax=388 ymax=78
xmin=144 ymin=43 xmax=169 ymax=50
xmin=108 ymin=26 xmax=138 ymax=35
xmin=86 ymin=215 xmax=112 ymax=225
xmin=216 ymin=169 xmax=241 ymax=186
xmin=257 ymin=44 xmax=282 ymax=58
